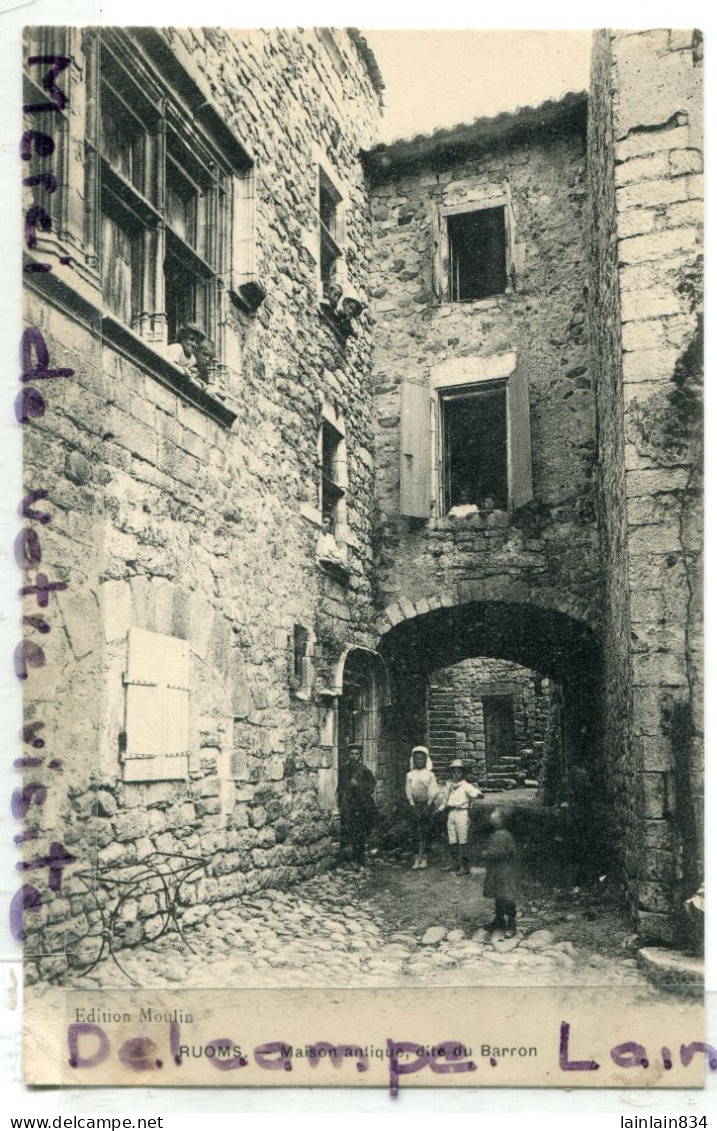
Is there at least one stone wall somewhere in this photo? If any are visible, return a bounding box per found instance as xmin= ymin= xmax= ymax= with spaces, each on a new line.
xmin=21 ymin=27 xmax=382 ymax=979
xmin=588 ymin=29 xmax=703 ymax=943
xmin=368 ymin=98 xmax=600 ymax=628
xmin=427 ymin=659 xmax=550 ymax=777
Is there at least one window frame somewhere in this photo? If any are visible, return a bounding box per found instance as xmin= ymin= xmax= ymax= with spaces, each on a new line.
xmin=433 ymin=187 xmax=517 ymax=306
xmin=290 ymin=624 xmax=315 ymax=701
xmin=320 ymin=418 xmax=345 ymax=533
xmin=437 ymin=378 xmax=509 ymax=513
xmin=316 ymin=398 xmax=350 ymax=572
xmin=398 ymin=351 xmax=533 ymax=519
xmin=446 ymin=206 xmax=509 ymax=304
xmin=318 ymin=163 xmax=345 ymax=299
xmin=85 ymin=29 xmax=259 ymax=401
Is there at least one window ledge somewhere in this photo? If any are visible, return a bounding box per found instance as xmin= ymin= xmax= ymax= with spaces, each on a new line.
xmin=300 ymin=502 xmax=323 ymax=527
xmin=442 ymin=291 xmax=513 ymax=311
xmin=317 ymin=558 xmax=350 ymax=583
xmin=291 ymin=686 xmax=313 ymax=702
xmin=432 ymin=509 xmax=510 ymax=530
xmin=101 ymin=315 xmax=238 ymax=429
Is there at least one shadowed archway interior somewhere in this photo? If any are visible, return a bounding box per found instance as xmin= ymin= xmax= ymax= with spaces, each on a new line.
xmin=378 ymin=600 xmax=608 ymax=878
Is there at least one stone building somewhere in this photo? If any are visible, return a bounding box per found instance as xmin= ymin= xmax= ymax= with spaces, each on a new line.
xmin=365 ymin=93 xmax=602 ymax=821
xmin=21 ymin=26 xmax=387 ymax=975
xmin=588 ymin=30 xmax=703 ymax=944
xmin=20 ymin=27 xmax=702 ymax=975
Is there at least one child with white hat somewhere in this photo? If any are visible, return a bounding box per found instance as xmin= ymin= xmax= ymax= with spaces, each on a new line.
xmin=437 ymin=759 xmax=483 ymax=874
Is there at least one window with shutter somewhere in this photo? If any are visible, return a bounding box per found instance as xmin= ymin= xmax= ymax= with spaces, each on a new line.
xmin=440 ymin=382 xmax=508 ymax=512
xmin=400 ymin=379 xmax=431 ymax=518
xmin=421 ymin=352 xmax=532 ymax=517
xmin=123 ymin=627 xmax=190 ymax=782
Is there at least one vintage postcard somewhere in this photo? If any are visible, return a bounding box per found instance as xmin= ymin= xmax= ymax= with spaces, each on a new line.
xmin=16 ymin=26 xmax=705 ymax=1089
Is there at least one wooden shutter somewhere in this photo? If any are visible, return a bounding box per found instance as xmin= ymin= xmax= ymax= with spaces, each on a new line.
xmin=507 ymin=363 xmax=533 ymax=511
xmin=431 ymin=207 xmax=448 ymax=301
xmin=400 ymin=379 xmax=431 ymax=518
xmin=123 ymin=627 xmax=190 ymax=782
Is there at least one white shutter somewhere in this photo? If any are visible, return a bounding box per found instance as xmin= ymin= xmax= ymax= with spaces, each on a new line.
xmin=123 ymin=627 xmax=190 ymax=782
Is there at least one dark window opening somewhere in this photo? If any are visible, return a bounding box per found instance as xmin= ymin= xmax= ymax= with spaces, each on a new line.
xmin=320 ymin=420 xmax=344 ymax=532
xmin=100 ymin=83 xmax=146 ymax=194
xmin=164 ymin=250 xmax=196 ymax=345
xmin=164 ymin=238 xmax=211 ymax=345
xmin=319 ymin=167 xmax=342 ymax=296
xmin=448 ymin=206 xmax=507 ymax=302
xmin=292 ymin=624 xmax=311 ymax=690
xmin=166 ymin=156 xmax=199 ymax=250
xmin=442 ymin=383 xmax=508 ymax=512
xmin=101 ymin=210 xmax=142 ymax=325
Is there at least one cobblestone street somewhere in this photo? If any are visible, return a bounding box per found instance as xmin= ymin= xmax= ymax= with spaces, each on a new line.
xmin=73 ymin=852 xmax=655 ymax=992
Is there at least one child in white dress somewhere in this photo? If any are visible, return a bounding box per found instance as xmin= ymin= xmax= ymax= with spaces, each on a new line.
xmin=405 ymin=746 xmax=439 ymax=870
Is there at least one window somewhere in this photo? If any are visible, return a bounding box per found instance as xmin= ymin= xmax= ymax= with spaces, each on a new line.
xmin=316 ymin=401 xmax=349 ymax=575
xmin=101 ymin=210 xmax=141 ymax=325
xmin=447 ymin=207 xmax=507 ymax=302
xmin=122 ymin=628 xmax=190 ymax=782
xmin=440 ymin=383 xmax=508 ymax=511
xmin=319 ymin=166 xmax=343 ymax=297
xmin=88 ymin=29 xmax=259 ymax=391
xmin=291 ymin=624 xmax=313 ymax=699
xmin=98 ymin=62 xmax=223 ymax=350
xmin=100 ymin=85 xmax=145 ymax=192
xmin=320 ymin=419 xmax=344 ymax=532
xmin=433 ymin=190 xmax=516 ymax=305
xmin=399 ymin=354 xmax=533 ymax=518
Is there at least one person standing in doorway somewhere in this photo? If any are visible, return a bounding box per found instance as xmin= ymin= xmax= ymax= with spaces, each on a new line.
xmin=405 ymin=745 xmax=439 ymax=870
xmin=437 ymin=759 xmax=483 ymax=874
xmin=337 ymin=743 xmax=377 ymax=868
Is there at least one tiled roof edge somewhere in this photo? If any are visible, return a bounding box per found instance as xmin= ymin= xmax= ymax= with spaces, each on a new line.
xmin=347 ymin=28 xmax=386 ymax=98
xmin=363 ymin=90 xmax=588 ymax=178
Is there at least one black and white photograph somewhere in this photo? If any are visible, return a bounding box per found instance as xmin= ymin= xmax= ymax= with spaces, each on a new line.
xmin=16 ymin=23 xmax=704 ymax=1088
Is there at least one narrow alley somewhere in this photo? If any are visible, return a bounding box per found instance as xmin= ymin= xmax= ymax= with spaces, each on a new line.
xmin=69 ymin=848 xmax=657 ymax=993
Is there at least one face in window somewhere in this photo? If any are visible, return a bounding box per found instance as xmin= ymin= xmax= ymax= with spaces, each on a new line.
xmin=177 ymin=323 xmax=202 ymax=358
xmin=195 ymin=338 xmax=216 ymax=375
xmin=326 ymin=283 xmax=343 ymax=309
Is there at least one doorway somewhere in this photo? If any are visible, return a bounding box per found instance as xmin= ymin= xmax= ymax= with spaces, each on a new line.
xmin=482 ymin=694 xmax=516 ymax=773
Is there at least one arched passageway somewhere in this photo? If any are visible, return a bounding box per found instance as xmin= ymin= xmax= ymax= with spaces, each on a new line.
xmin=377 ymin=599 xmax=607 ymax=884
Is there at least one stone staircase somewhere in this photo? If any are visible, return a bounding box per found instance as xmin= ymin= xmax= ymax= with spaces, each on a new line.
xmin=426 ymin=690 xmax=457 ymax=775
xmin=478 ymin=750 xmax=522 ymax=792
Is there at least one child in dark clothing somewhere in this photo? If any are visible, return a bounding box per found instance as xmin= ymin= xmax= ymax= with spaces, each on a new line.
xmin=483 ymin=807 xmax=519 ymax=937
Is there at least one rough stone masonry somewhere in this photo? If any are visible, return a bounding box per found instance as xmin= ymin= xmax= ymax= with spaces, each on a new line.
xmin=20 ymin=27 xmax=702 ymax=980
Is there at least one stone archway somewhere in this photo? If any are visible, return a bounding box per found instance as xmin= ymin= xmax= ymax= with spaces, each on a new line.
xmin=376 ymin=595 xmax=607 ymax=883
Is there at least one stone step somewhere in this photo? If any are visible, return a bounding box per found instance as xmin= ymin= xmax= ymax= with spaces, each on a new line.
xmin=637 ymin=947 xmax=703 ymax=988
xmin=478 ymin=776 xmax=518 ymax=790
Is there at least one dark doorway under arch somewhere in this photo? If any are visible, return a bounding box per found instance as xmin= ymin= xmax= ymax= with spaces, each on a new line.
xmin=378 ymin=599 xmax=608 ymax=885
